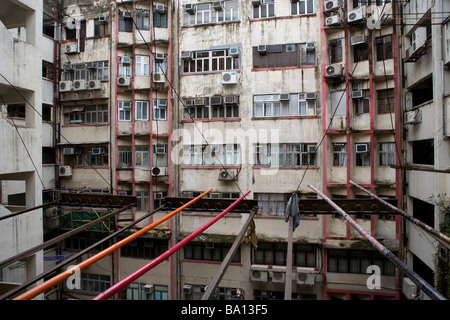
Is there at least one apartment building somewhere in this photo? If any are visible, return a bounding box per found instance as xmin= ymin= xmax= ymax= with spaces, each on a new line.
xmin=0 ymin=0 xmax=51 ymax=297
xmin=401 ymin=0 xmax=450 ymax=299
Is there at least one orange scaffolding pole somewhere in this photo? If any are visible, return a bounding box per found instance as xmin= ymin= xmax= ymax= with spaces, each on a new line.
xmin=13 ymin=189 xmax=212 ymax=300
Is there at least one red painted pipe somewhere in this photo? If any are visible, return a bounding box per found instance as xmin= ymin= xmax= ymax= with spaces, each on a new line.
xmin=93 ymin=190 xmax=251 ymax=300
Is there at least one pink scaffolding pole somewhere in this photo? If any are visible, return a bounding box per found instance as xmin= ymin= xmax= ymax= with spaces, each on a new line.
xmin=93 ymin=190 xmax=251 ymax=300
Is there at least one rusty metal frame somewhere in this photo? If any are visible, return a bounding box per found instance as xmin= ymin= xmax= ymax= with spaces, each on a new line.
xmin=60 ymin=193 xmax=136 ymax=208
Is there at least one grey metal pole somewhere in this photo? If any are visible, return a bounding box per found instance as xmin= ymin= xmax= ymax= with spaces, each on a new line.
xmin=349 ymin=180 xmax=450 ymax=249
xmin=308 ymin=184 xmax=447 ymax=301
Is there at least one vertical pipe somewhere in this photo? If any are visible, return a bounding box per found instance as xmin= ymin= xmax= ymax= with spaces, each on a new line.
xmin=13 ymin=189 xmax=212 ymax=300
xmin=93 ymin=190 xmax=251 ymax=300
xmin=308 ymin=184 xmax=447 ymax=301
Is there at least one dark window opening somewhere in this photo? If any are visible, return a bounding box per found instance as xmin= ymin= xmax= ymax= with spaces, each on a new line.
xmin=413 ymin=197 xmax=435 ymax=228
xmin=43 ymin=147 xmax=56 ymax=164
xmin=410 ymin=77 xmax=433 ymax=107
xmin=412 ymin=139 xmax=434 ymax=165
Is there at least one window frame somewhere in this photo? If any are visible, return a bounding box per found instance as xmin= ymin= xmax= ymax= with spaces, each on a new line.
xmin=135 ymin=100 xmax=149 ymax=121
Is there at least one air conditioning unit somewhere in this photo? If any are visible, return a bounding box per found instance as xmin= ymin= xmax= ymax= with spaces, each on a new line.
xmin=121 ymin=56 xmax=132 ymax=65
xmin=44 ymin=206 xmax=59 ymax=218
xmin=404 ymin=109 xmax=422 ymax=125
xmin=213 ymin=1 xmax=223 ymax=10
xmin=91 ymin=147 xmax=104 ymax=155
xmin=352 ymin=90 xmax=364 ymax=99
xmin=155 ymin=145 xmax=167 ymax=154
xmin=351 ymin=34 xmax=366 ymax=46
xmin=117 ymin=76 xmax=131 ymax=86
xmin=218 ymin=169 xmax=237 ymax=181
xmin=86 ymin=62 xmax=97 ymax=69
xmin=152 ymin=167 xmax=168 ymax=176
xmin=250 ymin=265 xmax=268 ymax=282
xmin=211 ymin=96 xmax=223 ymax=105
xmin=251 ymin=0 xmax=262 ymax=5
xmin=306 ymin=42 xmax=315 ymax=52
xmin=402 ymin=278 xmax=417 ymax=300
xmin=154 ymin=53 xmax=165 ymax=61
xmin=59 ymin=81 xmax=72 ymax=92
xmin=271 ymin=266 xmax=286 ymax=284
xmin=155 ymin=4 xmax=166 ymax=13
xmin=59 ymin=165 xmax=72 ymax=177
xmin=73 ymin=80 xmax=87 ymax=91
xmin=286 ymin=44 xmax=296 ymax=53
xmin=65 ymin=43 xmax=78 ymax=54
xmin=99 ymin=15 xmax=108 ymax=23
xmin=307 ymin=145 xmax=317 ymax=153
xmin=184 ymin=4 xmax=196 ymax=14
xmin=181 ymin=51 xmax=193 ymax=60
xmin=325 ymin=14 xmax=341 ymax=26
xmin=224 ymin=96 xmax=239 ymax=105
xmin=63 ymin=64 xmax=73 ymax=71
xmin=154 ymin=192 xmax=164 ymax=199
xmin=444 ymin=21 xmax=450 ymax=66
xmin=347 ymin=7 xmax=365 ymax=23
xmin=306 ymin=92 xmax=316 ymax=100
xmin=183 ymin=285 xmax=192 ymax=294
xmin=63 ymin=147 xmax=75 ymax=155
xmin=153 ymin=73 xmax=165 ymax=83
xmin=324 ymin=0 xmax=339 ymax=12
xmin=411 ymin=27 xmax=427 ymax=54
xmin=258 ymin=45 xmax=267 ymax=54
xmin=325 ymin=63 xmax=344 ymax=77
xmin=88 ymin=80 xmax=101 ymax=90
xmin=229 ymin=47 xmax=240 ymax=57
xmin=194 ymin=98 xmax=206 ymax=105
xmin=144 ymin=284 xmax=154 ymax=294
xmin=156 ymin=99 xmax=168 ymax=107
xmin=279 ymin=93 xmax=290 ymax=101
xmin=296 ymin=267 xmax=316 ymax=286
xmin=222 ymin=72 xmax=238 ymax=85
xmin=355 ymin=143 xmax=368 ymax=153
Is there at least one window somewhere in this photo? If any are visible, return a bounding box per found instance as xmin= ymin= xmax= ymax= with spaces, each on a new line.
xmin=182 ymin=1 xmax=239 ymax=26
xmin=253 ymin=0 xmax=275 ymax=19
xmin=183 ymin=144 xmax=241 ymax=166
xmin=121 ymin=238 xmax=168 ymax=259
xmin=74 ymin=63 xmax=87 ymax=80
xmin=64 ymin=231 xmax=111 ymax=251
xmin=376 ymin=35 xmax=393 ymax=61
xmin=253 ymin=242 xmax=316 ymax=267
xmin=353 ymin=43 xmax=369 ymax=62
xmin=211 ymin=104 xmax=239 ymax=119
xmin=377 ymin=88 xmax=394 ymax=114
xmin=376 ymin=0 xmax=392 ymax=5
xmin=136 ymin=9 xmax=150 ymax=30
xmin=355 ymin=143 xmax=370 ymax=166
xmin=153 ymin=5 xmax=168 ymax=28
xmin=353 ymin=90 xmax=370 ymax=114
xmin=89 ymin=61 xmax=109 ymax=81
xmin=118 ymin=57 xmax=132 ymax=77
xmin=154 ymin=59 xmax=167 ymax=76
xmin=153 ymin=191 xmax=167 ymax=209
xmin=94 ymin=18 xmax=109 ymax=37
xmin=153 ymin=99 xmax=167 ymax=120
xmin=253 ymin=44 xmax=315 ymax=69
xmin=183 ymin=49 xmax=239 ymax=74
xmin=329 ymin=38 xmax=344 ymax=64
xmin=65 ymin=27 xmax=76 ymax=40
xmin=184 ymin=242 xmax=240 ymax=262
xmin=64 ymin=104 xmax=108 ymax=124
xmin=135 ymin=56 xmax=150 ymax=76
xmin=379 ymin=143 xmax=395 ymax=166
xmin=77 ymin=147 xmax=108 ymax=166
xmin=118 ymin=9 xmax=133 ymax=32
xmin=412 ymin=139 xmax=434 ymax=165
xmin=135 ymin=191 xmax=150 ymax=211
xmin=353 ymin=0 xmax=368 ymax=8
xmin=255 ymin=193 xmax=289 ymax=216
xmin=135 ymin=100 xmax=149 ymax=121
xmin=183 ymin=99 xmax=209 ymax=120
xmin=298 ymin=93 xmax=316 ymax=116
xmin=6 ymin=104 xmax=26 ymax=119
xmin=255 ymin=143 xmax=317 ymax=167
xmin=183 ymin=96 xmax=240 ymax=120
xmin=333 ymin=143 xmax=347 ymax=166
xmin=152 ymin=144 xmax=168 ymax=167
xmin=118 ymin=146 xmax=132 ymax=168
xmin=42 ymin=60 xmax=54 ymax=80
xmin=253 ymin=94 xmax=311 ymax=118
xmin=291 ymin=0 xmax=314 ymax=15
xmin=135 ymin=146 xmax=150 ymax=166
xmin=118 ymin=101 xmax=132 ymax=121
xmin=327 ymin=249 xmax=395 ymax=275
xmin=79 ymin=273 xmax=111 ymax=293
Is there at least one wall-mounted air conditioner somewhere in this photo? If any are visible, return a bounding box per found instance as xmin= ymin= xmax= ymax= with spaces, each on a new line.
xmin=229 ymin=47 xmax=240 ymax=57
xmin=306 ymin=42 xmax=315 ymax=52
xmin=347 ymin=7 xmax=365 ymax=23
xmin=183 ymin=284 xmax=192 ymax=294
xmin=252 ymin=0 xmax=262 ymax=5
xmin=154 ymin=53 xmax=165 ymax=61
xmin=352 ymin=90 xmax=364 ymax=99
xmin=213 ymin=1 xmax=223 ymax=10
xmin=121 ymin=56 xmax=132 ymax=65
xmin=218 ymin=169 xmax=238 ymax=181
xmin=59 ymin=81 xmax=72 ymax=92
xmin=155 ymin=145 xmax=167 ymax=154
xmin=325 ymin=15 xmax=341 ymax=26
xmin=63 ymin=64 xmax=73 ymax=71
xmin=156 ymin=99 xmax=168 ymax=107
xmin=153 ymin=73 xmax=165 ymax=83
xmin=59 ymin=165 xmax=72 ymax=177
xmin=88 ymin=80 xmax=101 ymax=90
xmin=325 ymin=63 xmax=344 ymax=77
xmin=222 ymin=72 xmax=238 ymax=85
xmin=271 ymin=266 xmax=286 ymax=284
xmin=224 ymin=96 xmax=239 ymax=105
xmin=355 ymin=143 xmax=368 ymax=153
xmin=194 ymin=97 xmax=206 ymax=105
xmin=404 ymin=109 xmax=422 ymax=125
xmin=279 ymin=93 xmax=290 ymax=101
xmin=65 ymin=43 xmax=78 ymax=54
xmin=306 ymin=92 xmax=316 ymax=100
xmin=117 ymin=77 xmax=131 ymax=86
xmin=144 ymin=284 xmax=154 ymax=294
xmin=444 ymin=21 xmax=450 ymax=66
xmin=99 ymin=15 xmax=108 ymax=23
xmin=92 ymin=148 xmax=104 ymax=155
xmin=63 ymin=147 xmax=75 ymax=155
xmin=258 ymin=45 xmax=267 ymax=54
xmin=351 ymin=34 xmax=366 ymax=46
xmin=402 ymin=278 xmax=417 ymax=300
xmin=411 ymin=27 xmax=427 ymax=54
xmin=324 ymin=0 xmax=339 ymax=12
xmin=184 ymin=4 xmax=196 ymax=14
xmin=73 ymin=80 xmax=87 ymax=91
xmin=181 ymin=51 xmax=193 ymax=60
xmin=86 ymin=62 xmax=97 ymax=69
xmin=152 ymin=167 xmax=167 ymax=176
xmin=155 ymin=4 xmax=166 ymax=13
xmin=250 ymin=265 xmax=269 ymax=282
xmin=211 ymin=96 xmax=223 ymax=105
xmin=296 ymin=267 xmax=316 ymax=286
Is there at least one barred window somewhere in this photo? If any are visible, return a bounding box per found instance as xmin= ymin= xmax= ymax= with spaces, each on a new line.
xmin=184 ymin=242 xmax=240 ymax=263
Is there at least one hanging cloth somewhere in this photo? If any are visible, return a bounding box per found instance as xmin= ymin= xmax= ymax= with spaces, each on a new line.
xmin=285 ymin=192 xmax=300 ymax=232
